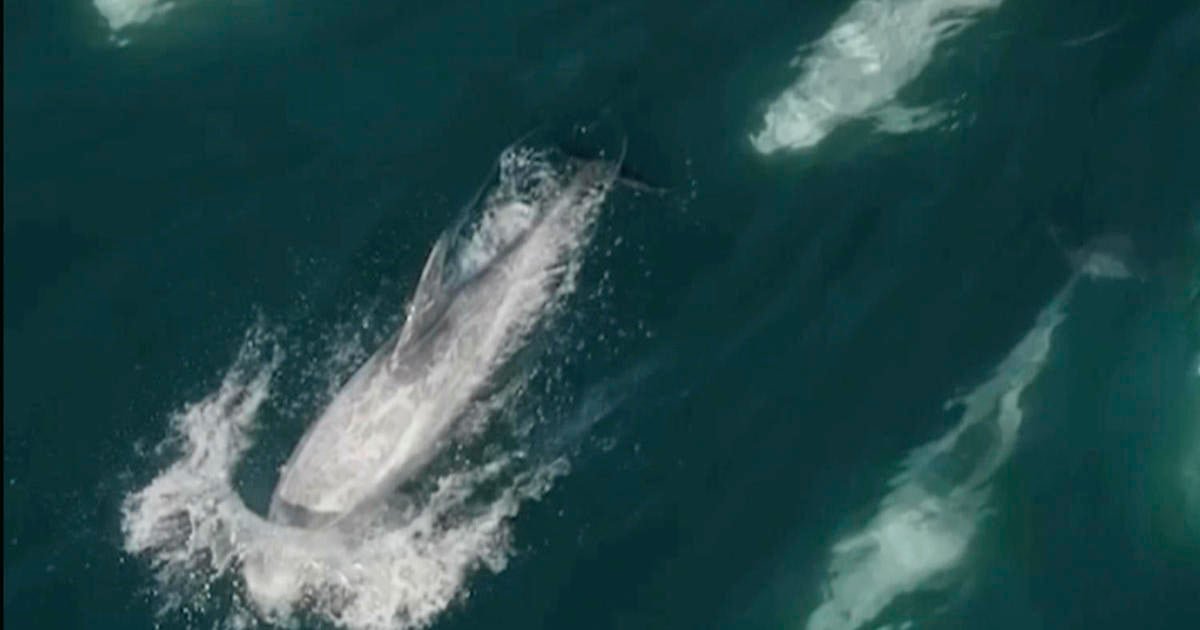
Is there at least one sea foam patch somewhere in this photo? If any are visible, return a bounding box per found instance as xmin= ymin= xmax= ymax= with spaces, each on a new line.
xmin=751 ymin=0 xmax=1001 ymax=154
xmin=121 ymin=330 xmax=566 ymax=628
xmin=121 ymin=139 xmax=617 ymax=628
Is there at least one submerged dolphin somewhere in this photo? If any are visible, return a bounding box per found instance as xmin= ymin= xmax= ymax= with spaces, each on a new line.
xmin=269 ymin=144 xmax=621 ymax=529
xmin=751 ymin=0 xmax=1002 ymax=154
xmin=804 ymin=237 xmax=1143 ymax=629
xmin=806 ymin=287 xmax=1069 ymax=630
xmin=1070 ymin=234 xmax=1145 ymax=281
xmin=1049 ymin=227 xmax=1147 ymax=281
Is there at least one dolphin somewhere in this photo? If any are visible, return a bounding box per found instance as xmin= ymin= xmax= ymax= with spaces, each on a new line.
xmin=268 ymin=144 xmax=621 ymax=529
xmin=1048 ymin=226 xmax=1147 ymax=281
xmin=750 ymin=0 xmax=1003 ymax=154
xmin=805 ymin=283 xmax=1071 ymax=630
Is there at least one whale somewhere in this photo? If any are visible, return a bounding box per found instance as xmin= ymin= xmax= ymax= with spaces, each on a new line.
xmin=268 ymin=142 xmax=622 ymax=529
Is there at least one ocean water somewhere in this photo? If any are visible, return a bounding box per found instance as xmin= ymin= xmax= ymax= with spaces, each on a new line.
xmin=4 ymin=1 xmax=1199 ymax=629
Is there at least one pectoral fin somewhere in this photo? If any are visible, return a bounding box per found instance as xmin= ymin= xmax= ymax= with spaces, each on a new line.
xmin=872 ymin=102 xmax=949 ymax=135
xmin=395 ymin=235 xmax=451 ymax=352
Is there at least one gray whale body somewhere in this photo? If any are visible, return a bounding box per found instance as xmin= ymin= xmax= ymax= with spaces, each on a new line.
xmin=269 ymin=144 xmax=620 ymax=529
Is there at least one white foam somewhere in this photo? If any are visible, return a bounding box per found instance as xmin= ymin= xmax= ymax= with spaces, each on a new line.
xmin=122 ymin=142 xmax=611 ymax=628
xmin=94 ymin=0 xmax=175 ymax=32
xmin=121 ymin=324 xmax=570 ymax=629
xmin=751 ymin=0 xmax=1001 ymax=154
xmin=805 ymin=279 xmax=1076 ymax=630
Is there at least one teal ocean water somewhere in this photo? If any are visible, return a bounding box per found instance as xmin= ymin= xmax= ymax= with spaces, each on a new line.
xmin=5 ymin=1 xmax=1200 ymax=628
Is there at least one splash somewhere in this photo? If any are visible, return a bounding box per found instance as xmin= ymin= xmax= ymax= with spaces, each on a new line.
xmin=751 ymin=0 xmax=1001 ymax=154
xmin=121 ymin=332 xmax=565 ymax=628
xmin=121 ymin=140 xmax=614 ymax=628
xmin=121 ymin=325 xmax=281 ymax=612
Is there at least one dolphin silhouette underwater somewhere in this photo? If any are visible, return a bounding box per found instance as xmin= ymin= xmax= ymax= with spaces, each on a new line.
xmin=1046 ymin=224 xmax=1148 ymax=282
xmin=269 ymin=141 xmax=624 ymax=529
xmin=804 ymin=230 xmax=1144 ymax=630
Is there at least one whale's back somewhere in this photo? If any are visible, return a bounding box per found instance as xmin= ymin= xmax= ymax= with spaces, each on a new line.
xmin=268 ymin=145 xmax=616 ymax=529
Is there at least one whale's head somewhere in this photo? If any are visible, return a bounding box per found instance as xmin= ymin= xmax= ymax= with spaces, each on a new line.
xmin=1067 ymin=233 xmax=1146 ymax=282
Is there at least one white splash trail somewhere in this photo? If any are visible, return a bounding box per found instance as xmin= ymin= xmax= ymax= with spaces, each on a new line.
xmin=751 ymin=0 xmax=1002 ymax=154
xmin=121 ymin=141 xmax=615 ymax=629
xmin=804 ymin=247 xmax=1135 ymax=630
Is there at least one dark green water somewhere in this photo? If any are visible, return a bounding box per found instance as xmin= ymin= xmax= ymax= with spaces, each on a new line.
xmin=5 ymin=1 xmax=1199 ymax=629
